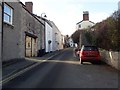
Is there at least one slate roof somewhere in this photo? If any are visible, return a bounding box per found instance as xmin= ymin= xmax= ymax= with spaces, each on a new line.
xmin=76 ymin=20 xmax=95 ymax=25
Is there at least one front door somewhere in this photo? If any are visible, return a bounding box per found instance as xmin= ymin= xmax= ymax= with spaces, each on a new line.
xmin=25 ymin=36 xmax=32 ymax=57
xmin=25 ymin=35 xmax=37 ymax=57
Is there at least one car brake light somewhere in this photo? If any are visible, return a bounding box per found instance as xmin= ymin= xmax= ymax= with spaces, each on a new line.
xmin=96 ymin=52 xmax=100 ymax=56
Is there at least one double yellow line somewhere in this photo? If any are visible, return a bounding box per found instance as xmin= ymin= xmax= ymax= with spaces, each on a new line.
xmin=1 ymin=52 xmax=60 ymax=85
xmin=1 ymin=62 xmax=40 ymax=85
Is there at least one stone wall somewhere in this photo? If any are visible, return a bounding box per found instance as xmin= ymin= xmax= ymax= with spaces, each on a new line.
xmin=100 ymin=49 xmax=120 ymax=70
xmin=3 ymin=2 xmax=23 ymax=61
xmin=2 ymin=2 xmax=45 ymax=62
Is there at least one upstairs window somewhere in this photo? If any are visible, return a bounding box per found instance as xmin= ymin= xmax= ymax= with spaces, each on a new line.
xmin=4 ymin=4 xmax=13 ymax=25
xmin=79 ymin=24 xmax=81 ymax=28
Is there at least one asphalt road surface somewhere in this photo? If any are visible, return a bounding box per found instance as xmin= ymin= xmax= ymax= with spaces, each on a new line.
xmin=3 ymin=48 xmax=118 ymax=88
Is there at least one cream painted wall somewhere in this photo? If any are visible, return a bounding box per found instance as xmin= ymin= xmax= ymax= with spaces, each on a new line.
xmin=51 ymin=21 xmax=63 ymax=51
xmin=77 ymin=21 xmax=95 ymax=30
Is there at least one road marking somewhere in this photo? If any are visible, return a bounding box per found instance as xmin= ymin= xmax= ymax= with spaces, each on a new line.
xmin=1 ymin=63 xmax=38 ymax=84
xmin=47 ymin=53 xmax=58 ymax=60
xmin=1 ymin=51 xmax=62 ymax=85
xmin=1 ymin=61 xmax=46 ymax=85
xmin=27 ymin=59 xmax=80 ymax=65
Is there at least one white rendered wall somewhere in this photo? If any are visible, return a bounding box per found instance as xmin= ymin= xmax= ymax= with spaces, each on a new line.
xmin=77 ymin=21 xmax=95 ymax=30
xmin=45 ymin=22 xmax=53 ymax=52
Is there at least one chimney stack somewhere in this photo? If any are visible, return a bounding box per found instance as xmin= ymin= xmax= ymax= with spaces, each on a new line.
xmin=25 ymin=2 xmax=33 ymax=13
xmin=83 ymin=11 xmax=89 ymax=21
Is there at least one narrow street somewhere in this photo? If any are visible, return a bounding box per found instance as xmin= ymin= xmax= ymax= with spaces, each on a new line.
xmin=3 ymin=48 xmax=118 ymax=88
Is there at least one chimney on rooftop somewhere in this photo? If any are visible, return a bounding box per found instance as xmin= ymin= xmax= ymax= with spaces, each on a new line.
xmin=25 ymin=2 xmax=33 ymax=13
xmin=83 ymin=11 xmax=89 ymax=21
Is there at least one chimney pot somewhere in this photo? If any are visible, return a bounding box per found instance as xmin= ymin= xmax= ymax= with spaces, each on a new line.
xmin=25 ymin=2 xmax=33 ymax=13
xmin=83 ymin=11 xmax=89 ymax=21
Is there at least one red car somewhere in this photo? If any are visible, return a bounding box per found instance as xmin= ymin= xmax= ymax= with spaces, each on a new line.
xmin=79 ymin=45 xmax=101 ymax=64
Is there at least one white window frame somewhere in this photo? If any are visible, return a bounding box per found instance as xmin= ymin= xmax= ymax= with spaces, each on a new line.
xmin=4 ymin=3 xmax=13 ymax=25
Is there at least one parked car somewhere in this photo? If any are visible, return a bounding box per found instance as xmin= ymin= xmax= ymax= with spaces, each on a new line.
xmin=79 ymin=45 xmax=101 ymax=64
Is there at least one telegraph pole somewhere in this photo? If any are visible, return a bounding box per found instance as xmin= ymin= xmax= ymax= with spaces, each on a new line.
xmin=79 ymin=30 xmax=82 ymax=49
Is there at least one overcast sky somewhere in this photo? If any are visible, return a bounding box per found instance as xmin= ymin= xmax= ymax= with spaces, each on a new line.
xmin=20 ymin=0 xmax=119 ymax=36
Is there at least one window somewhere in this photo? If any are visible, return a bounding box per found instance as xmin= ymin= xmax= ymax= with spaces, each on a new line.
xmin=79 ymin=24 xmax=81 ymax=28
xmin=4 ymin=4 xmax=13 ymax=24
xmin=83 ymin=46 xmax=98 ymax=51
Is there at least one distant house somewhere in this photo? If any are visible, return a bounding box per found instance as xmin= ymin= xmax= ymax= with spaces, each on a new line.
xmin=33 ymin=15 xmax=46 ymax=56
xmin=51 ymin=21 xmax=60 ymax=51
xmin=51 ymin=21 xmax=63 ymax=51
xmin=44 ymin=19 xmax=53 ymax=53
xmin=64 ymin=35 xmax=70 ymax=48
xmin=34 ymin=15 xmax=53 ymax=54
xmin=68 ymin=37 xmax=74 ymax=47
xmin=34 ymin=16 xmax=64 ymax=53
xmin=29 ymin=14 xmax=53 ymax=54
xmin=60 ymin=34 xmax=64 ymax=49
xmin=76 ymin=11 xmax=95 ymax=30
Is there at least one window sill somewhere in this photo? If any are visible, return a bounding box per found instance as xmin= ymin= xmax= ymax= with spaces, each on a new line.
xmin=4 ymin=22 xmax=14 ymax=29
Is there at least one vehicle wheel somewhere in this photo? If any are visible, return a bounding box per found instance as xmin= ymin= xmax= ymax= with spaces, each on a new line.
xmin=93 ymin=61 xmax=101 ymax=65
xmin=97 ymin=61 xmax=101 ymax=65
xmin=81 ymin=61 xmax=83 ymax=64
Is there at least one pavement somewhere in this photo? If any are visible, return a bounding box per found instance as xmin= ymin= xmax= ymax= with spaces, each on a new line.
xmin=2 ymin=50 xmax=63 ymax=81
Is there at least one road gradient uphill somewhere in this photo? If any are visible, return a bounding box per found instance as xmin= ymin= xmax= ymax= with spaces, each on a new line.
xmin=1 ymin=49 xmax=63 ymax=85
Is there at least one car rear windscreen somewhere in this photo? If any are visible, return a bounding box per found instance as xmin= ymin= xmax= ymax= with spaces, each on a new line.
xmin=83 ymin=46 xmax=98 ymax=51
